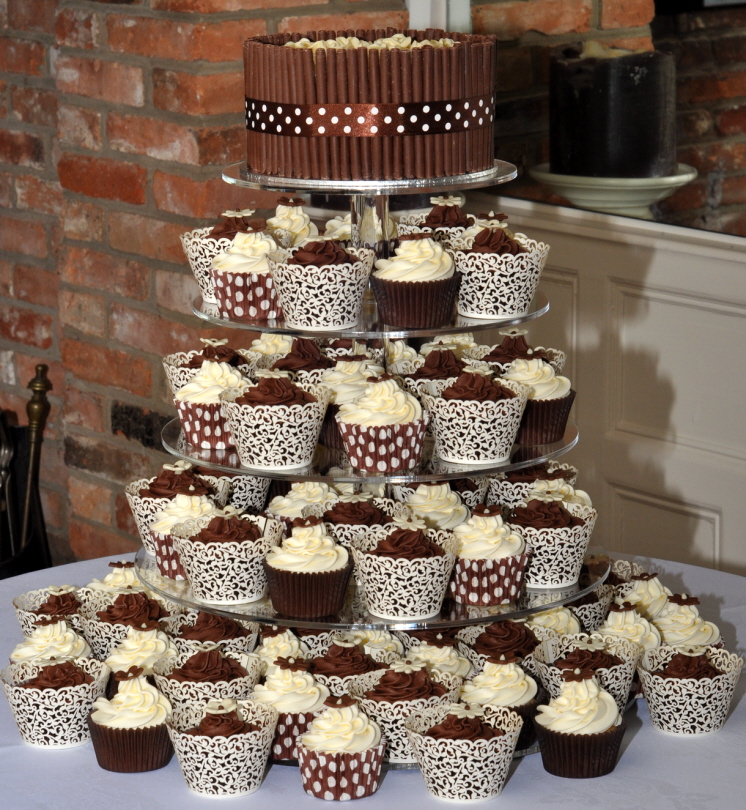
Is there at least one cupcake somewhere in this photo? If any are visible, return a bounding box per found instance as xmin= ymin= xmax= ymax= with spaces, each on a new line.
xmin=385 ymin=339 xmax=420 ymax=374
xmin=166 ymin=611 xmax=258 ymax=658
xmin=465 ymin=329 xmax=566 ymax=376
xmin=650 ymin=593 xmax=721 ymax=649
xmin=404 ymin=703 xmax=522 ymax=802
xmin=502 ymin=358 xmax=575 ymax=445
xmin=254 ymin=626 xmax=311 ymax=676
xmin=460 ymin=619 xmax=542 ymax=676
xmin=163 ymin=338 xmax=258 ymax=397
xmin=263 ymin=516 xmax=353 ymax=619
xmin=252 ymin=656 xmax=329 ymax=761
xmin=597 ymin=601 xmax=662 ymax=652
xmin=567 ymin=584 xmax=615 ymax=632
xmin=266 ymin=196 xmax=317 ymax=248
xmin=449 ymin=505 xmax=529 ymax=605
xmin=525 ymin=607 xmax=582 ymax=637
xmin=323 ymin=212 xmax=352 ymax=244
xmin=210 ymin=220 xmax=283 ymax=321
xmin=104 ymin=625 xmax=177 ymax=688
xmin=271 ymin=337 xmax=334 ymax=384
xmin=487 ymin=460 xmax=579 ymax=510
xmin=638 ymin=646 xmax=743 ymax=735
xmin=399 ymin=348 xmax=466 ymax=399
xmin=13 ymin=585 xmax=82 ymax=636
xmin=180 ymin=208 xmax=257 ymax=304
xmin=323 ymin=337 xmax=384 ymax=365
xmin=421 ymin=194 xmax=472 ymax=239
xmin=297 ymin=694 xmax=386 ymax=801
xmin=407 ymin=642 xmax=473 ymax=679
xmin=615 ymin=572 xmax=672 ymax=621
xmin=171 ymin=513 xmax=284 ymax=604
xmin=244 ymin=331 xmax=294 ymax=369
xmin=320 ymin=359 xmax=383 ymax=449
xmin=318 ymin=497 xmax=408 ymax=547
xmin=266 ymin=480 xmax=338 ymax=525
xmin=336 ymin=376 xmax=428 ymax=473
xmin=311 ymin=640 xmax=386 ymax=697
xmin=221 ymin=376 xmax=330 ymax=470
xmin=403 ymin=483 xmax=470 ymax=530
xmin=88 ymin=666 xmax=174 ymax=772
xmin=10 ymin=617 xmax=91 ymax=664
xmin=269 ymin=240 xmax=374 ymax=330
xmin=1 ymin=658 xmax=108 ymax=748
xmin=168 ymin=698 xmax=277 ymax=796
xmin=534 ymin=668 xmax=626 ymax=778
xmin=336 ymin=629 xmax=405 ymax=664
xmin=423 ymin=372 xmax=528 ymax=464
xmin=433 ymin=209 xmax=509 ymax=251
xmin=370 ymin=233 xmax=459 ymax=328
xmin=351 ymin=526 xmax=457 ymax=620
xmin=83 ymin=559 xmax=147 ymax=594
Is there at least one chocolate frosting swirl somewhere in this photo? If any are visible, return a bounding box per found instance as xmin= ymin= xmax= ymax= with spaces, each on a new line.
xmin=369 ymin=528 xmax=445 ymax=560
xmin=208 ymin=215 xmax=256 ymax=240
xmin=186 ymin=710 xmax=257 ymax=737
xmin=504 ymin=463 xmax=567 ymax=483
xmin=178 ymin=612 xmax=250 ymax=642
xmin=405 ymin=629 xmax=459 ymax=648
xmin=323 ymin=500 xmax=388 ymax=527
xmin=469 ymin=227 xmax=525 ymax=256
xmin=441 ymin=373 xmax=515 ymax=403
xmin=235 ymin=377 xmax=318 ymax=407
xmin=289 ymin=240 xmax=353 ymax=267
xmin=410 ymin=349 xmax=465 ymax=380
xmin=425 ymin=712 xmax=502 ymax=741
xmin=34 ymin=592 xmax=80 ymax=617
xmin=312 ymin=643 xmax=384 ymax=678
xmin=658 ymin=653 xmax=721 ymax=680
xmin=509 ymin=499 xmax=585 ymax=530
xmin=482 ymin=334 xmax=548 ymax=366
xmin=21 ymin=661 xmax=93 ymax=690
xmin=364 ymin=667 xmax=447 ymax=702
xmin=556 ymin=648 xmax=622 ymax=672
xmin=275 ymin=656 xmax=312 ymax=672
xmin=272 ymin=338 xmax=334 ymax=372
xmin=424 ymin=203 xmax=471 ymax=229
xmin=325 ymin=694 xmax=357 ymax=708
xmin=169 ymin=650 xmax=248 ymax=683
xmin=96 ymin=592 xmax=168 ymax=629
xmin=193 ymin=516 xmax=262 ymax=545
xmin=138 ymin=468 xmax=213 ymax=499
xmin=473 ymin=620 xmax=538 ymax=658
xmin=184 ymin=344 xmax=244 ymax=369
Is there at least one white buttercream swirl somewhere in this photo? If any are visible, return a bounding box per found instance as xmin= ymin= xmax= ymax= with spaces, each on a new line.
xmin=502 ymin=358 xmax=571 ymax=401
xmin=598 ymin=608 xmax=661 ymax=651
xmin=266 ymin=522 xmax=349 ymax=573
xmin=618 ymin=577 xmax=672 ymax=621
xmin=174 ymin=361 xmax=249 ymax=404
xmin=255 ymin=631 xmax=310 ymax=676
xmin=386 ymin=339 xmax=418 ymax=366
xmin=149 ymin=494 xmax=217 ymax=535
xmin=301 ymin=703 xmax=381 ymax=753
xmin=267 ymin=203 xmax=317 ymax=246
xmin=526 ymin=607 xmax=581 ymax=636
xmin=528 ymin=480 xmax=592 ymax=507
xmin=323 ymin=360 xmax=382 ymax=406
xmin=86 ymin=564 xmax=144 ymax=593
xmin=250 ymin=333 xmax=294 ymax=357
xmin=535 ymin=675 xmax=620 ymax=734
xmin=90 ymin=676 xmax=171 ymax=729
xmin=337 ymin=629 xmax=404 ymax=657
xmin=337 ymin=378 xmax=422 ymax=426
xmin=266 ymin=481 xmax=338 ymax=519
xmin=652 ymin=600 xmax=721 ymax=648
xmin=460 ymin=660 xmax=537 ymax=707
xmin=104 ymin=627 xmax=177 ymax=676
xmin=453 ymin=511 xmax=525 ymax=560
xmin=405 ymin=483 xmax=469 ymax=530
xmin=212 ymin=231 xmax=276 ymax=275
xmin=11 ymin=620 xmax=90 ymax=663
xmin=373 ymin=237 xmax=453 ymax=281
xmin=253 ymin=665 xmax=329 ymax=713
xmin=324 ymin=213 xmax=352 ymax=241
xmin=408 ymin=643 xmax=473 ymax=678
xmin=419 ymin=334 xmax=476 ymax=357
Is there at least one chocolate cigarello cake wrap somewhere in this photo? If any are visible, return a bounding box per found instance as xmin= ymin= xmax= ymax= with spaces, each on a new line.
xmin=347 ymin=663 xmax=462 ymax=763
xmin=269 ymin=244 xmax=374 ymax=330
xmin=263 ymin=517 xmax=354 ymax=619
xmin=637 ymin=646 xmax=743 ymax=735
xmin=1 ymin=658 xmax=109 ymax=748
xmin=163 ymin=612 xmax=258 ymax=658
xmin=167 ymin=699 xmax=277 ymax=796
xmin=13 ymin=585 xmax=83 ymax=636
xmin=403 ymin=704 xmax=522 ymax=802
xmin=568 ymin=583 xmax=615 ymax=633
xmin=171 ymin=514 xmax=284 ymax=604
xmin=370 ymin=234 xmax=460 ymax=328
xmin=533 ymin=669 xmax=626 ymax=779
xmin=533 ymin=634 xmax=641 ymax=715
xmin=221 ymin=377 xmax=330 ymax=470
xmin=464 ymin=330 xmax=567 ymax=376
xmin=507 ymin=499 xmax=597 ymax=588
xmin=486 ymin=461 xmax=579 ymax=510
xmin=351 ymin=527 xmax=457 ymax=620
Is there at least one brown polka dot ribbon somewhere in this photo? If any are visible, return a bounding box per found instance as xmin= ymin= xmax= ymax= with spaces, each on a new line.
xmin=245 ymin=94 xmax=495 ymax=138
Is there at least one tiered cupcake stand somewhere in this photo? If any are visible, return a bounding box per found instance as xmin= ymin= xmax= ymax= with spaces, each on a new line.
xmin=135 ymin=162 xmax=610 ymax=758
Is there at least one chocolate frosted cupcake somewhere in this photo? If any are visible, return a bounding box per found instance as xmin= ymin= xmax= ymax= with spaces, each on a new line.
xmin=351 ymin=526 xmax=457 ymax=620
xmin=461 ymin=619 xmax=542 ymax=676
xmin=465 ymin=329 xmax=566 ymax=376
xmin=311 ymin=640 xmax=386 ymax=697
xmin=13 ymin=585 xmax=82 ymax=636
xmin=318 ymin=497 xmax=407 ymax=547
xmin=167 ymin=611 xmax=258 ymax=657
xmin=264 ymin=516 xmax=353 ymax=619
xmin=487 ymin=460 xmax=578 ymax=510
xmin=371 ymin=233 xmax=459 ymax=328
xmin=423 ymin=372 xmax=528 ymax=465
xmin=404 ymin=703 xmax=522 ymax=802
xmin=270 ymin=239 xmax=374 ymax=330
xmin=271 ymin=337 xmax=334 ymax=385
xmin=400 ymin=348 xmax=466 ymax=399
xmin=163 ymin=339 xmax=259 ymax=398
xmin=221 ymin=376 xmax=330 ymax=470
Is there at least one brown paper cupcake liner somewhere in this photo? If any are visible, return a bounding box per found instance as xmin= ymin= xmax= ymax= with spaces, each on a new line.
xmin=534 ymin=720 xmax=626 ymax=778
xmin=516 ymin=390 xmax=576 ymax=446
xmin=272 ymin=710 xmax=317 ymax=761
xmin=211 ymin=267 xmax=282 ymax=322
xmin=263 ymin=559 xmax=354 ymax=619
xmin=336 ymin=416 xmax=428 ymax=473
xmin=319 ymin=403 xmax=344 ymax=449
xmin=150 ymin=529 xmax=187 ymax=581
xmin=512 ymin=690 xmax=546 ymax=750
xmin=175 ymin=399 xmax=235 ymax=451
xmin=297 ymin=740 xmax=386 ymax=801
xmin=449 ymin=552 xmax=529 ymax=606
xmin=87 ymin=717 xmax=174 ymax=773
xmin=370 ymin=273 xmax=460 ymax=329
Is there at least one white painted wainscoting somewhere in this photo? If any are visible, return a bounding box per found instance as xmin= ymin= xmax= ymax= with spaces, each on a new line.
xmin=467 ymin=194 xmax=746 ymax=575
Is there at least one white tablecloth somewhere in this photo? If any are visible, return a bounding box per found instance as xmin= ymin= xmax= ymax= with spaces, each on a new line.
xmin=1 ymin=553 xmax=744 ymax=809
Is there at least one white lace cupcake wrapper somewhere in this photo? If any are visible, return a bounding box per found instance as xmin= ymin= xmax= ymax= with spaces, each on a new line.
xmin=568 ymin=584 xmax=615 ymax=633
xmin=463 ymin=344 xmax=567 ymax=376
xmin=336 ymin=416 xmax=429 ymax=473
xmin=180 ymin=227 xmax=234 ymax=304
xmin=297 ymin=739 xmax=387 ymax=801
xmin=13 ymin=588 xmax=84 ymax=636
xmin=162 ymin=349 xmax=258 ymax=397
xmin=486 ymin=463 xmax=578 ymax=510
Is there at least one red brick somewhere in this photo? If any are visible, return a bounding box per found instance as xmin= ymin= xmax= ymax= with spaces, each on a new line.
xmin=678 ymin=141 xmax=746 ymax=172
xmin=15 ymin=175 xmax=64 ymax=215
xmin=0 ymin=38 xmax=45 ymax=76
xmin=108 ymin=211 xmax=195 ymax=264
xmin=0 ymin=80 xmax=6 ymax=118
xmin=14 ymin=353 xmax=64 ymax=394
xmin=110 ymin=303 xmax=199 ymax=357
xmin=64 ymin=434 xmax=151 ymax=485
xmin=62 ymin=200 xmax=104 ymax=242
xmin=0 ymin=130 xmax=44 ymax=169
xmin=657 ymin=180 xmax=707 ymax=214
xmin=677 ymin=109 xmax=713 ymax=140
xmin=69 ymin=518 xmax=139 ymax=559
xmin=59 ymin=246 xmax=150 ymax=300
xmin=60 ymin=289 xmax=107 ymax=337
xmin=54 ymin=56 xmax=143 ymax=107
xmin=195 ymin=126 xmax=244 ymax=165
xmin=0 ymin=260 xmax=12 ymax=296
xmin=721 ymin=175 xmax=746 ymax=206
xmin=679 ymin=9 xmax=746 ymax=32
xmin=152 ymin=171 xmax=273 ymax=218
xmin=115 ymin=491 xmax=138 ymax=536
xmin=41 ymin=441 xmax=68 ymax=490
xmin=70 ymin=477 xmax=112 ymax=525
xmin=0 ymin=214 xmax=47 ymax=258
xmin=600 ymin=0 xmax=654 ymax=29
xmin=57 ymin=154 xmax=146 ymax=204
xmin=64 ymin=386 xmax=104 ymax=432
xmin=716 ymin=211 xmax=746 ymax=237
xmin=0 ymin=389 xmax=27 ymax=420
xmin=0 ymin=306 xmax=53 ymax=349
xmin=14 ymin=264 xmax=59 ymax=308
xmin=107 ymin=15 xmax=265 ymax=62
xmin=0 ymin=171 xmax=13 ymax=208
xmin=155 ymin=269 xmax=199 ymax=314
xmin=152 ymin=69 xmax=243 ymax=116
xmin=658 ymin=38 xmax=712 ymax=71
xmin=153 ymin=0 xmax=326 ymax=11
xmin=716 ymin=105 xmax=746 ymax=136
xmin=58 ymin=104 xmax=101 ymax=150
xmin=472 ymin=1 xmax=591 ymax=38
xmin=8 ymin=0 xmax=57 ymax=34
xmin=10 ymin=87 xmax=57 ymax=127
xmin=605 ymin=36 xmax=654 ymax=51
xmin=61 ymin=338 xmax=152 ymax=396
xmin=55 ymin=8 xmax=96 ymax=49
xmin=678 ymin=71 xmax=746 ymax=105
xmin=278 ymin=10 xmax=409 ymax=34
xmin=496 ymin=47 xmax=534 ymax=94
xmin=40 ymin=487 xmax=65 ymax=531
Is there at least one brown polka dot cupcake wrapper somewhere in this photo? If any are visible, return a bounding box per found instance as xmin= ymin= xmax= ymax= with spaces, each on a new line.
xmin=297 ymin=739 xmax=386 ymax=802
xmin=272 ymin=710 xmax=317 ymax=762
xmin=210 ymin=267 xmax=282 ymax=322
xmin=175 ymin=399 xmax=235 ymax=451
xmin=516 ymin=389 xmax=576 ymax=446
xmin=449 ymin=552 xmax=529 ymax=606
xmin=335 ymin=416 xmax=429 ymax=473
xmin=150 ymin=529 xmax=187 ymax=580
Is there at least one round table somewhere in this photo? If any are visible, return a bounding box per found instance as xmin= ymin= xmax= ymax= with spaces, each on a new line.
xmin=1 ymin=553 xmax=744 ymax=809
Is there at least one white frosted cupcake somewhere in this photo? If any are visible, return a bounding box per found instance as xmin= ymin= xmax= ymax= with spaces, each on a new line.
xmin=404 ymin=483 xmax=470 ymax=530
xmin=526 ymin=607 xmax=582 ymax=637
xmin=408 ymin=642 xmax=473 ymax=678
xmin=254 ymin=628 xmax=311 ymax=677
xmin=266 ymin=196 xmax=318 ymax=247
xmin=320 ymin=359 xmax=383 ymax=449
xmin=245 ymin=332 xmax=294 ymax=369
xmin=597 ymin=601 xmax=662 ymax=652
xmin=651 ymin=594 xmax=721 ymax=649
xmin=266 ymin=481 xmax=338 ymax=525
xmin=615 ymin=572 xmax=672 ymax=621
xmin=10 ymin=618 xmax=91 ymax=664
xmin=324 ymin=212 xmax=352 ymax=244
xmin=104 ymin=626 xmax=177 ymax=679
